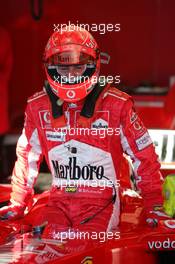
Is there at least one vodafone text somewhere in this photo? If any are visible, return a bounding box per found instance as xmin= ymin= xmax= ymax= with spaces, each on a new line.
xmin=148 ymin=238 xmax=175 ymax=250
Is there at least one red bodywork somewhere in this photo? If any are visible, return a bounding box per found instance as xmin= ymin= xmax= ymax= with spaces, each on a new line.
xmin=133 ymin=84 xmax=175 ymax=177
xmin=133 ymin=83 xmax=175 ymax=130
xmin=0 ymin=185 xmax=174 ymax=264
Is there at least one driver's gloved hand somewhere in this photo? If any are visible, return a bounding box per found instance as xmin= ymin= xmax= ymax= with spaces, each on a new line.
xmin=0 ymin=204 xmax=25 ymax=221
xmin=145 ymin=207 xmax=171 ymax=228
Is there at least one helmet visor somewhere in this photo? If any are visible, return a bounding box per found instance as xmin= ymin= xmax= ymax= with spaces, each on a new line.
xmin=46 ymin=50 xmax=95 ymax=65
xmin=45 ymin=51 xmax=97 ymax=85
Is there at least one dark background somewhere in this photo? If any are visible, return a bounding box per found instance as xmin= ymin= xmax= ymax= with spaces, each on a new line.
xmin=0 ymin=0 xmax=175 ymax=132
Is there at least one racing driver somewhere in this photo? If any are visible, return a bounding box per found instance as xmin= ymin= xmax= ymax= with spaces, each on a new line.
xmin=0 ymin=26 xmax=165 ymax=234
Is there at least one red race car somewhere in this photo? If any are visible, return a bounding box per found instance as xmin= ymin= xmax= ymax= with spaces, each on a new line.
xmin=0 ymin=184 xmax=174 ymax=264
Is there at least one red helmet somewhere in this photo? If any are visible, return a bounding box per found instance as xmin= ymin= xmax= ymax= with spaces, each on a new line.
xmin=43 ymin=26 xmax=100 ymax=102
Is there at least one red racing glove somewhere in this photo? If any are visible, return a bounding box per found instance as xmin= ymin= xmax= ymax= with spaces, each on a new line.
xmin=0 ymin=204 xmax=25 ymax=221
xmin=145 ymin=206 xmax=171 ymax=228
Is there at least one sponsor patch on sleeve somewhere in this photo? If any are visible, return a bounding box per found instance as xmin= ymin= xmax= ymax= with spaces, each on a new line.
xmin=130 ymin=108 xmax=138 ymax=124
xmin=46 ymin=131 xmax=66 ymax=142
xmin=136 ymin=132 xmax=152 ymax=150
xmin=39 ymin=110 xmax=51 ymax=129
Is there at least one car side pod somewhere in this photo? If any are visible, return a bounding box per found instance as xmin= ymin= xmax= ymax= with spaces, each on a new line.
xmin=111 ymin=246 xmax=158 ymax=264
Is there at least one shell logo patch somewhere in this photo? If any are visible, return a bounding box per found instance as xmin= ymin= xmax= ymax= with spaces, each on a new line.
xmin=81 ymin=256 xmax=93 ymax=264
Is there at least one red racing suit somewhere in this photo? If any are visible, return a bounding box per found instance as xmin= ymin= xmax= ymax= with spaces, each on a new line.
xmin=10 ymin=84 xmax=163 ymax=233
